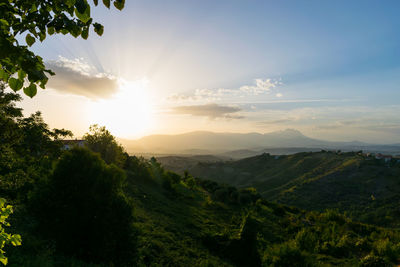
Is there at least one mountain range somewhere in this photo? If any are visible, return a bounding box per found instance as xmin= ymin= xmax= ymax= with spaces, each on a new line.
xmin=120 ymin=129 xmax=400 ymax=158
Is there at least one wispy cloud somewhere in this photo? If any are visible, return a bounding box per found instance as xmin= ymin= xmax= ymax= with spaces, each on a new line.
xmin=172 ymin=103 xmax=244 ymax=119
xmin=46 ymin=57 xmax=118 ymax=99
xmin=256 ymin=118 xmax=296 ymax=125
xmin=168 ymin=78 xmax=282 ymax=103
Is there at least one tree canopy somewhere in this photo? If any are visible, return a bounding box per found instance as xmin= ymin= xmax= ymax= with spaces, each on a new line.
xmin=0 ymin=82 xmax=72 ymax=201
xmin=83 ymin=124 xmax=126 ymax=167
xmin=31 ymin=148 xmax=137 ymax=265
xmin=0 ymin=0 xmax=124 ymax=97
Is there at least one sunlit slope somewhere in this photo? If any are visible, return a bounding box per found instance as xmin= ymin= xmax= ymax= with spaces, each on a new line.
xmin=122 ymin=160 xmax=400 ymax=266
xmin=177 ymin=151 xmax=400 ymax=228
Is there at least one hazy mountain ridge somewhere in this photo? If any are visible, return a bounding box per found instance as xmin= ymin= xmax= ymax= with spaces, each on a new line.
xmin=120 ymin=129 xmax=400 ymax=157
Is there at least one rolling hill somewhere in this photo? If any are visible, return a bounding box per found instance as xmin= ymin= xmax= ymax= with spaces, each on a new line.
xmin=159 ymin=151 xmax=400 ymax=228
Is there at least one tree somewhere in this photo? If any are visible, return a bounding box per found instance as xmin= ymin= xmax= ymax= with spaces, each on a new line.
xmin=0 ymin=198 xmax=22 ymax=266
xmin=83 ymin=124 xmax=126 ymax=167
xmin=0 ymin=0 xmax=125 ymax=97
xmin=31 ymin=148 xmax=137 ymax=265
xmin=0 ymin=82 xmax=72 ymax=201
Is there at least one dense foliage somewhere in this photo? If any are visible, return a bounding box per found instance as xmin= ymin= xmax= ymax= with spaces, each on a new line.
xmin=0 ymin=0 xmax=124 ymax=97
xmin=0 ymin=83 xmax=71 ymax=202
xmin=31 ymin=148 xmax=137 ymax=265
xmin=83 ymin=124 xmax=127 ymax=167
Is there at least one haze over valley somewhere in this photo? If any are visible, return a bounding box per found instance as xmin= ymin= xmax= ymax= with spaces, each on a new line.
xmin=121 ymin=129 xmax=400 ymax=158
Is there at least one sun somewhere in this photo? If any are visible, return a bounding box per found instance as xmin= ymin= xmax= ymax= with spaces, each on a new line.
xmin=89 ymin=78 xmax=154 ymax=139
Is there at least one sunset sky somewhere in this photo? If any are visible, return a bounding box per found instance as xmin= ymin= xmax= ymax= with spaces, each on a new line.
xmin=17 ymin=0 xmax=400 ymax=143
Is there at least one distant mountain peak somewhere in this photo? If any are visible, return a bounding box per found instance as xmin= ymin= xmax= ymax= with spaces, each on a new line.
xmin=266 ymin=128 xmax=305 ymax=137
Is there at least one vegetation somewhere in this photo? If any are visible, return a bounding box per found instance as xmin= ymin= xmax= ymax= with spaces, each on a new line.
xmin=30 ymin=148 xmax=137 ymax=265
xmin=1 ymin=86 xmax=400 ymax=266
xmin=83 ymin=124 xmax=127 ymax=167
xmin=168 ymin=151 xmax=400 ymax=228
xmin=0 ymin=199 xmax=21 ymax=266
xmin=0 ymin=0 xmax=124 ymax=97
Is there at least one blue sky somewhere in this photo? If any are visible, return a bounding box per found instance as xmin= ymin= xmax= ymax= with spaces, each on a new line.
xmin=18 ymin=0 xmax=400 ymax=142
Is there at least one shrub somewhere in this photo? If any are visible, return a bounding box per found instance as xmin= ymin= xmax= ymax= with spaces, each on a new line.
xmin=360 ymin=253 xmax=390 ymax=267
xmin=263 ymin=240 xmax=310 ymax=267
xmin=295 ymin=229 xmax=317 ymax=252
xmin=373 ymin=238 xmax=399 ymax=263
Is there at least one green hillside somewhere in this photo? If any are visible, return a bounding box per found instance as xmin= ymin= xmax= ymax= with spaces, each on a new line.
xmin=9 ymin=155 xmax=400 ymax=266
xmin=173 ymin=151 xmax=400 ymax=228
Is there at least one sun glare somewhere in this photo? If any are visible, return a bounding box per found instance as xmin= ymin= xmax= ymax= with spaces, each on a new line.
xmin=89 ymin=78 xmax=153 ymax=139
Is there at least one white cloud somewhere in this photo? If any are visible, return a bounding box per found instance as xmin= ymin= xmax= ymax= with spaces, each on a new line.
xmin=240 ymin=78 xmax=280 ymax=95
xmin=167 ymin=78 xmax=282 ymax=103
xmin=45 ymin=57 xmax=118 ymax=100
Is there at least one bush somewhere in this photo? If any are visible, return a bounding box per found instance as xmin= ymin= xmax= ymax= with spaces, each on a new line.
xmin=295 ymin=229 xmax=317 ymax=252
xmin=31 ymin=148 xmax=137 ymax=265
xmin=373 ymin=238 xmax=399 ymax=263
xmin=263 ymin=240 xmax=311 ymax=267
xmin=360 ymin=253 xmax=390 ymax=267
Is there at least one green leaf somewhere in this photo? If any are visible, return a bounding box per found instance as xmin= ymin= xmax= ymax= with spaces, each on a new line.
xmin=75 ymin=0 xmax=87 ymax=13
xmin=0 ymin=69 xmax=8 ymax=81
xmin=31 ymin=4 xmax=37 ymax=12
xmin=0 ymin=254 xmax=8 ymax=266
xmin=81 ymin=27 xmax=89 ymax=39
xmin=70 ymin=26 xmax=82 ymax=38
xmin=39 ymin=32 xmax=46 ymax=42
xmin=18 ymin=70 xmax=26 ymax=80
xmin=93 ymin=0 xmax=99 ymax=6
xmin=113 ymin=0 xmax=125 ymax=10
xmin=47 ymin=27 xmax=55 ymax=35
xmin=103 ymin=0 xmax=110 ymax=8
xmin=9 ymin=78 xmax=23 ymax=92
xmin=39 ymin=80 xmax=46 ymax=89
xmin=26 ymin=34 xmax=36 ymax=46
xmin=66 ymin=0 xmax=76 ymax=8
xmin=75 ymin=4 xmax=91 ymax=23
xmin=24 ymin=83 xmax=37 ymax=98
xmin=10 ymin=235 xmax=22 ymax=246
xmin=93 ymin=23 xmax=104 ymax=36
xmin=0 ymin=19 xmax=9 ymax=26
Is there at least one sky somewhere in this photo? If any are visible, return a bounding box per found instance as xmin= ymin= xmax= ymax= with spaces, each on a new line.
xmin=17 ymin=0 xmax=400 ymax=143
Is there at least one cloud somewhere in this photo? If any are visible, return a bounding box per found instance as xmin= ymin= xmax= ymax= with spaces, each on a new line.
xmin=240 ymin=78 xmax=280 ymax=95
xmin=315 ymin=120 xmax=363 ymax=130
xmin=172 ymin=103 xmax=244 ymax=119
xmin=167 ymin=78 xmax=282 ymax=103
xmin=45 ymin=57 xmax=118 ymax=99
xmin=256 ymin=118 xmax=295 ymax=125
